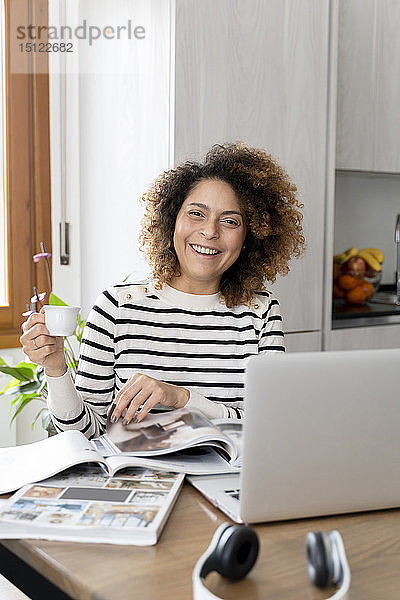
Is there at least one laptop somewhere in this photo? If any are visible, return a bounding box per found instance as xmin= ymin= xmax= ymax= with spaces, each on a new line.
xmin=188 ymin=348 xmax=400 ymax=523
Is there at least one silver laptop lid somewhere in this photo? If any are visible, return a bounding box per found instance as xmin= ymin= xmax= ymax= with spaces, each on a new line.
xmin=241 ymin=348 xmax=400 ymax=523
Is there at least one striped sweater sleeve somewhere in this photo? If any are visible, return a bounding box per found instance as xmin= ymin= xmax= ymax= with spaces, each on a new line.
xmin=46 ymin=289 xmax=117 ymax=438
xmin=258 ymin=293 xmax=285 ymax=354
xmin=188 ymin=293 xmax=285 ymax=422
xmin=223 ymin=293 xmax=285 ymax=420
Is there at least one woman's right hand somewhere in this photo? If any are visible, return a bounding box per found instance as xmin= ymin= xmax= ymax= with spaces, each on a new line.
xmin=20 ymin=309 xmax=67 ymax=377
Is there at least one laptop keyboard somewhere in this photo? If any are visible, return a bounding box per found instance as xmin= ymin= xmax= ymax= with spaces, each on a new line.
xmin=225 ymin=489 xmax=240 ymax=501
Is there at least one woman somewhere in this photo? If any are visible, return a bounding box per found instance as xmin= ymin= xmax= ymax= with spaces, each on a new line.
xmin=21 ymin=143 xmax=304 ymax=439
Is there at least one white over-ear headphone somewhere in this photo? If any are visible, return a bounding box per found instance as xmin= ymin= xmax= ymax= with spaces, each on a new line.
xmin=193 ymin=523 xmax=351 ymax=600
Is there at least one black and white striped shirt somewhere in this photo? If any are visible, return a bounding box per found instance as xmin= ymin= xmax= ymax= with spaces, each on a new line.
xmin=46 ymin=280 xmax=285 ymax=438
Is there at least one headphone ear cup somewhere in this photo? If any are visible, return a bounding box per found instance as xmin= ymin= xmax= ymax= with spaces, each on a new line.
xmin=214 ymin=525 xmax=259 ymax=581
xmin=306 ymin=531 xmax=330 ymax=587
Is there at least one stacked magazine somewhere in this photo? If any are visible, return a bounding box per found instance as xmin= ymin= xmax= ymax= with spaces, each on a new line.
xmin=0 ymin=465 xmax=184 ymax=545
xmin=0 ymin=408 xmax=242 ymax=494
xmin=0 ymin=409 xmax=242 ymax=545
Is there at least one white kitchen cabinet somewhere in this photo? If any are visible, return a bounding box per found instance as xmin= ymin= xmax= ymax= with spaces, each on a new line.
xmin=174 ymin=0 xmax=333 ymax=334
xmin=336 ymin=0 xmax=400 ymax=172
xmin=285 ymin=331 xmax=322 ymax=352
xmin=325 ymin=324 xmax=400 ymax=350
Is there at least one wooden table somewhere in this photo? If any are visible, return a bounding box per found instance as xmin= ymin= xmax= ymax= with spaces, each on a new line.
xmin=2 ymin=484 xmax=400 ymax=599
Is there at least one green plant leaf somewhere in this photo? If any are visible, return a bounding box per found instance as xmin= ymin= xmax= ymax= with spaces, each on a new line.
xmin=74 ymin=318 xmax=86 ymax=344
xmin=32 ymin=406 xmax=49 ymax=429
xmin=36 ymin=367 xmax=45 ymax=383
xmin=15 ymin=381 xmax=42 ymax=395
xmin=49 ymin=293 xmax=68 ymax=306
xmin=16 ymin=361 xmax=36 ymax=371
xmin=41 ymin=411 xmax=52 ymax=430
xmin=9 ymin=393 xmax=23 ymax=408
xmin=0 ymin=365 xmax=34 ymax=381
xmin=0 ymin=358 xmax=36 ymax=381
xmin=10 ymin=390 xmax=39 ymax=407
xmin=3 ymin=385 xmax=25 ymax=397
xmin=10 ymin=394 xmax=37 ymax=424
xmin=0 ymin=377 xmax=20 ymax=395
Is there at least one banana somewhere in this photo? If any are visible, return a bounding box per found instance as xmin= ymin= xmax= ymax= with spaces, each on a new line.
xmin=360 ymin=248 xmax=384 ymax=264
xmin=357 ymin=249 xmax=381 ymax=272
xmin=333 ymin=252 xmax=346 ymax=263
xmin=334 ymin=247 xmax=358 ymax=264
xmin=343 ymin=247 xmax=359 ymax=261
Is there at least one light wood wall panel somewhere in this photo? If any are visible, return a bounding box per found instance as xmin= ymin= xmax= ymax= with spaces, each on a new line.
xmin=336 ymin=0 xmax=400 ymax=172
xmin=174 ymin=0 xmax=331 ymax=333
xmin=336 ymin=0 xmax=377 ymax=171
xmin=374 ymin=0 xmax=400 ymax=171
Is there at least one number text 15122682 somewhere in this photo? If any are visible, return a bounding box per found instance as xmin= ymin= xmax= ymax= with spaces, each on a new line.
xmin=19 ymin=42 xmax=74 ymax=53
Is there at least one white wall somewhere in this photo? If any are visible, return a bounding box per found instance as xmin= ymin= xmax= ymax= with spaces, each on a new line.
xmin=79 ymin=0 xmax=171 ymax=315
xmin=50 ymin=0 xmax=172 ymax=317
xmin=334 ymin=171 xmax=400 ymax=284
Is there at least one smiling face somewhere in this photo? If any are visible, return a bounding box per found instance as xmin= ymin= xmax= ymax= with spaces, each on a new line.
xmin=169 ymin=179 xmax=247 ymax=294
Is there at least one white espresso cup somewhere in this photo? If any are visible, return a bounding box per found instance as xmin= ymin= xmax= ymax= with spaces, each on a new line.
xmin=44 ymin=305 xmax=81 ymax=337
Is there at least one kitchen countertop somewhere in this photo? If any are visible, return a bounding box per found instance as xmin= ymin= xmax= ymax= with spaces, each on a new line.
xmin=332 ymin=285 xmax=400 ymax=329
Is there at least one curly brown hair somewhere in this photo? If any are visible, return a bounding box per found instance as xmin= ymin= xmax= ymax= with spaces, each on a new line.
xmin=139 ymin=142 xmax=305 ymax=308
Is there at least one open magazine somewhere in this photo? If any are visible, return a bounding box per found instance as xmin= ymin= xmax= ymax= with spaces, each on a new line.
xmin=101 ymin=407 xmax=242 ymax=463
xmin=0 ymin=409 xmax=242 ymax=494
xmin=0 ymin=465 xmax=184 ymax=545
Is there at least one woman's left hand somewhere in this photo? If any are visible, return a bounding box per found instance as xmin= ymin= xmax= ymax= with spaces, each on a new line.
xmin=110 ymin=374 xmax=190 ymax=425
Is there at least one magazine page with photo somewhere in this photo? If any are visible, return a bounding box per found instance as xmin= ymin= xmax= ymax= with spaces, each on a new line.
xmin=0 ymin=410 xmax=242 ymax=494
xmin=0 ymin=465 xmax=184 ymax=545
xmin=101 ymin=408 xmax=241 ymax=461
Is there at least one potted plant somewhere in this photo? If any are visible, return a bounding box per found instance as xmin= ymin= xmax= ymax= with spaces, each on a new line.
xmin=0 ymin=244 xmax=85 ymax=435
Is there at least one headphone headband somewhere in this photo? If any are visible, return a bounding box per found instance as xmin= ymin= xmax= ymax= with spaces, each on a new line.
xmin=193 ymin=524 xmax=350 ymax=600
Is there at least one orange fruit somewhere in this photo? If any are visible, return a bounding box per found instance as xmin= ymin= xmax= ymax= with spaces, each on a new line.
xmin=333 ymin=261 xmax=342 ymax=280
xmin=333 ymin=283 xmax=345 ymax=299
xmin=346 ymin=286 xmax=368 ymax=304
xmin=357 ymin=280 xmax=374 ymax=299
xmin=337 ymin=274 xmax=360 ymax=290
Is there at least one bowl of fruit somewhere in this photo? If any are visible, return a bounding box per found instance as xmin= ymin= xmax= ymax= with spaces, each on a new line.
xmin=333 ymin=247 xmax=384 ymax=305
